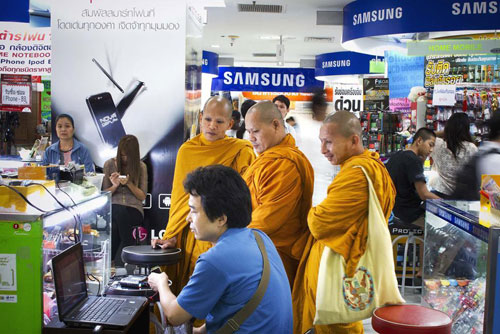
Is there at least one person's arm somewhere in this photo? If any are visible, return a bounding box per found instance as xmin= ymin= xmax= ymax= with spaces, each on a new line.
xmin=148 ymin=273 xmax=192 ymax=326
xmin=249 ymin=159 xmax=302 ymax=236
xmin=104 ymin=172 xmax=120 ymax=193
xmin=415 ymin=181 xmax=440 ymax=200
xmin=231 ymin=144 xmax=255 ymax=175
xmin=122 ymin=165 xmax=147 ymax=201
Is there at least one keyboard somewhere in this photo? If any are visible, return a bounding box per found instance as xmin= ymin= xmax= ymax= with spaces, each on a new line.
xmin=75 ymin=298 xmax=125 ymax=323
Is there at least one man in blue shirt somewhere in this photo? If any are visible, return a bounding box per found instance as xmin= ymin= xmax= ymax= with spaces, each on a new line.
xmin=148 ymin=165 xmax=292 ymax=334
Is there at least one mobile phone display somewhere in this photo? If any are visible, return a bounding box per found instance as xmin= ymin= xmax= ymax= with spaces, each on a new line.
xmin=86 ymin=92 xmax=126 ymax=147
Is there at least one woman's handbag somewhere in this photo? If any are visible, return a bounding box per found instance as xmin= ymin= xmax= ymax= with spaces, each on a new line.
xmin=314 ymin=166 xmax=405 ymax=325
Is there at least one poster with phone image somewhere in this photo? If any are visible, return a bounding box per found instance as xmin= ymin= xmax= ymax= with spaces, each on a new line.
xmin=51 ymin=0 xmax=197 ymax=233
xmin=86 ymin=92 xmax=125 ymax=148
xmin=51 ymin=0 xmax=186 ymax=167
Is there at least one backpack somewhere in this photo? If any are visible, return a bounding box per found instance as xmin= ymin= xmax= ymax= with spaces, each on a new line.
xmin=451 ymin=147 xmax=500 ymax=200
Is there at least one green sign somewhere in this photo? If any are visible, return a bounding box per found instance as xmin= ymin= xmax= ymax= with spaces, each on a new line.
xmin=369 ymin=60 xmax=386 ymax=74
xmin=41 ymin=80 xmax=51 ymax=121
xmin=408 ymin=39 xmax=500 ymax=56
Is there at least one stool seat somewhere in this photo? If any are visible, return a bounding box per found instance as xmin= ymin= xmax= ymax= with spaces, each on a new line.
xmin=121 ymin=245 xmax=182 ymax=266
xmin=372 ymin=305 xmax=452 ymax=334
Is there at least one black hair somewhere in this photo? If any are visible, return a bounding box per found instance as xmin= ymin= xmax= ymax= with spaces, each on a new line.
xmin=272 ymin=95 xmax=290 ymax=109
xmin=444 ymin=112 xmax=473 ymax=159
xmin=183 ymin=165 xmax=252 ymax=228
xmin=311 ymin=88 xmax=327 ymax=120
xmin=489 ymin=111 xmax=500 ymax=141
xmin=240 ymin=99 xmax=256 ymax=118
xmin=413 ymin=127 xmax=436 ymax=143
xmin=55 ymin=114 xmax=75 ymax=128
xmin=237 ymin=99 xmax=257 ymax=138
xmin=232 ymin=110 xmax=241 ymax=121
xmin=286 ymin=116 xmax=295 ymax=122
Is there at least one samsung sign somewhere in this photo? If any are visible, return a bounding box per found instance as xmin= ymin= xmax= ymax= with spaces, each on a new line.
xmin=213 ymin=67 xmax=322 ymax=93
xmin=202 ymin=50 xmax=218 ymax=75
xmin=343 ymin=0 xmax=500 ymax=43
xmin=315 ymin=52 xmax=383 ymax=77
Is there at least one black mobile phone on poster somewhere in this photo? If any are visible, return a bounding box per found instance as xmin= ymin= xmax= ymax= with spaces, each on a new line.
xmin=86 ymin=92 xmax=126 ymax=147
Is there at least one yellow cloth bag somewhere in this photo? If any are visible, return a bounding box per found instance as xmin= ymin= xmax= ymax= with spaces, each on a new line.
xmin=314 ymin=166 xmax=404 ymax=325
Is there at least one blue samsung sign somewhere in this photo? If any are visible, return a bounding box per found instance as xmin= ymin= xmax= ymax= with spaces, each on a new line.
xmin=343 ymin=0 xmax=500 ymax=43
xmin=315 ymin=51 xmax=383 ymax=77
xmin=213 ymin=67 xmax=323 ymax=93
xmin=202 ymin=50 xmax=218 ymax=75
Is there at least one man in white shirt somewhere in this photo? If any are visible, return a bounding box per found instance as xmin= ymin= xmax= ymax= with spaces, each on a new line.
xmin=273 ymin=95 xmax=299 ymax=145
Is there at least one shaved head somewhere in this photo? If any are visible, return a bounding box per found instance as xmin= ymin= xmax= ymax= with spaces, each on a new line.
xmin=245 ymin=100 xmax=286 ymax=154
xmin=204 ymin=96 xmax=233 ymax=119
xmin=247 ymin=100 xmax=284 ymax=126
xmin=324 ymin=110 xmax=362 ymax=138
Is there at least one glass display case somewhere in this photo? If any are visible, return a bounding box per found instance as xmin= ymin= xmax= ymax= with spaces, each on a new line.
xmin=0 ymin=190 xmax=111 ymax=334
xmin=424 ymin=200 xmax=500 ymax=334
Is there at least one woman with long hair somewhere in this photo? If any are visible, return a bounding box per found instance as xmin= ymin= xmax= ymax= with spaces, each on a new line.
xmin=430 ymin=112 xmax=477 ymax=198
xmin=102 ymin=135 xmax=148 ymax=266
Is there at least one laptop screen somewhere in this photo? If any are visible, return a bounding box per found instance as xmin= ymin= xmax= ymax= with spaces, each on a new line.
xmin=52 ymin=243 xmax=88 ymax=319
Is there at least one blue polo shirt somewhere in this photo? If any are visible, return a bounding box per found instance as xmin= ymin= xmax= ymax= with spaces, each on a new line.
xmin=177 ymin=228 xmax=292 ymax=333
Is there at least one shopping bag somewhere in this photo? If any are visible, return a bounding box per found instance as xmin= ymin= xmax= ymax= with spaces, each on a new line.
xmin=314 ymin=166 xmax=404 ymax=325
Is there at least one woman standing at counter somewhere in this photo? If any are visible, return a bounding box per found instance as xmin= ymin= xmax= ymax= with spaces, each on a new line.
xmin=42 ymin=114 xmax=95 ymax=172
xmin=103 ymin=135 xmax=148 ymax=266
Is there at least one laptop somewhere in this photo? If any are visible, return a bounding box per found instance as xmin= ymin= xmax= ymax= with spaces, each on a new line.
xmin=51 ymin=242 xmax=147 ymax=328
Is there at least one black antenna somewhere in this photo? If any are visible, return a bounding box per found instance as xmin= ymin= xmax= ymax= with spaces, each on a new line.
xmin=92 ymin=58 xmax=124 ymax=93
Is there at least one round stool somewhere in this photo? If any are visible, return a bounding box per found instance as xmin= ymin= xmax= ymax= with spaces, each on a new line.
xmin=372 ymin=305 xmax=452 ymax=334
xmin=121 ymin=245 xmax=182 ymax=274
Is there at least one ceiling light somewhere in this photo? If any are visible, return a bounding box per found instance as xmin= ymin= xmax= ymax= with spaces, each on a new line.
xmin=211 ymin=44 xmax=220 ymax=48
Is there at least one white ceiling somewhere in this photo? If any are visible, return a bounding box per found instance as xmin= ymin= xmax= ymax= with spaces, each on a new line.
xmin=202 ymin=0 xmax=353 ymax=66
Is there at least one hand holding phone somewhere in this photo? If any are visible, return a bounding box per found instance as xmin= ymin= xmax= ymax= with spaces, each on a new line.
xmin=118 ymin=175 xmax=128 ymax=185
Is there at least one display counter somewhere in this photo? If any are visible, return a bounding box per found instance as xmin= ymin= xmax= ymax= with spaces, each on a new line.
xmin=0 ymin=190 xmax=112 ymax=334
xmin=424 ymin=200 xmax=500 ymax=334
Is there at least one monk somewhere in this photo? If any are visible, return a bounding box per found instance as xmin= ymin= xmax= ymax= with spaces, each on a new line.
xmin=152 ymin=96 xmax=255 ymax=295
xmin=292 ymin=111 xmax=396 ymax=334
xmin=243 ymin=100 xmax=314 ymax=287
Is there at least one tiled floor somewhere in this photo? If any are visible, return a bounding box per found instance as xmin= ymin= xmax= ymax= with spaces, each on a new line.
xmin=363 ymin=289 xmax=422 ymax=333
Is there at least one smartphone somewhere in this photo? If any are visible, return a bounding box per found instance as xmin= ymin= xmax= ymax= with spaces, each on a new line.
xmin=86 ymin=92 xmax=126 ymax=147
xmin=118 ymin=175 xmax=127 ymax=179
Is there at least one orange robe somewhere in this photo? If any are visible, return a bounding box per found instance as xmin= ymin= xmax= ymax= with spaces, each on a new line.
xmin=292 ymin=150 xmax=396 ymax=334
xmin=243 ymin=134 xmax=314 ymax=286
xmin=162 ymin=134 xmax=255 ymax=294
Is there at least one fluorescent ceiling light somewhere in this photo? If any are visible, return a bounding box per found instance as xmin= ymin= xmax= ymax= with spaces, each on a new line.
xmin=203 ymin=0 xmax=226 ymax=8
xmin=260 ymin=35 xmax=295 ymax=41
xmin=211 ymin=44 xmax=220 ymax=48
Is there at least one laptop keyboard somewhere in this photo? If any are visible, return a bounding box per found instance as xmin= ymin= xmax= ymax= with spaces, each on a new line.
xmin=75 ymin=298 xmax=125 ymax=323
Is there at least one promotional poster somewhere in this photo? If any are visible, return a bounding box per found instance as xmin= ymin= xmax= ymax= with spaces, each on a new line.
xmin=332 ymin=84 xmax=363 ymax=113
xmin=363 ymin=78 xmax=389 ymax=111
xmin=424 ymin=55 xmax=500 ymax=88
xmin=51 ymin=0 xmax=190 ymax=232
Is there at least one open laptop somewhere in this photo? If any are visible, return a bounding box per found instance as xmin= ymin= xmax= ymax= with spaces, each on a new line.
xmin=51 ymin=242 xmax=147 ymax=328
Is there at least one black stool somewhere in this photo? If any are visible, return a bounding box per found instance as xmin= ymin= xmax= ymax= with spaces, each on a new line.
xmin=121 ymin=245 xmax=182 ymax=275
xmin=106 ymin=246 xmax=182 ymax=297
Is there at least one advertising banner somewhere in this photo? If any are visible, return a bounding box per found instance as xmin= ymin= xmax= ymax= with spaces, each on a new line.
xmin=363 ymin=78 xmax=389 ymax=111
xmin=424 ymin=55 xmax=500 ymax=87
xmin=343 ymin=0 xmax=500 ymax=43
xmin=0 ymin=0 xmax=29 ymax=23
xmin=0 ymin=74 xmax=31 ymax=112
xmin=333 ymin=84 xmax=363 ymax=113
xmin=0 ymin=22 xmax=51 ymax=76
xmin=41 ymin=79 xmax=51 ymax=121
xmin=51 ymin=0 xmax=188 ymax=232
xmin=202 ymin=50 xmax=218 ymax=75
xmin=315 ymin=51 xmax=384 ymax=77
xmin=386 ymin=50 xmax=424 ymax=99
xmin=213 ymin=67 xmax=323 ymax=93
xmin=408 ymin=39 xmax=500 ymax=56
